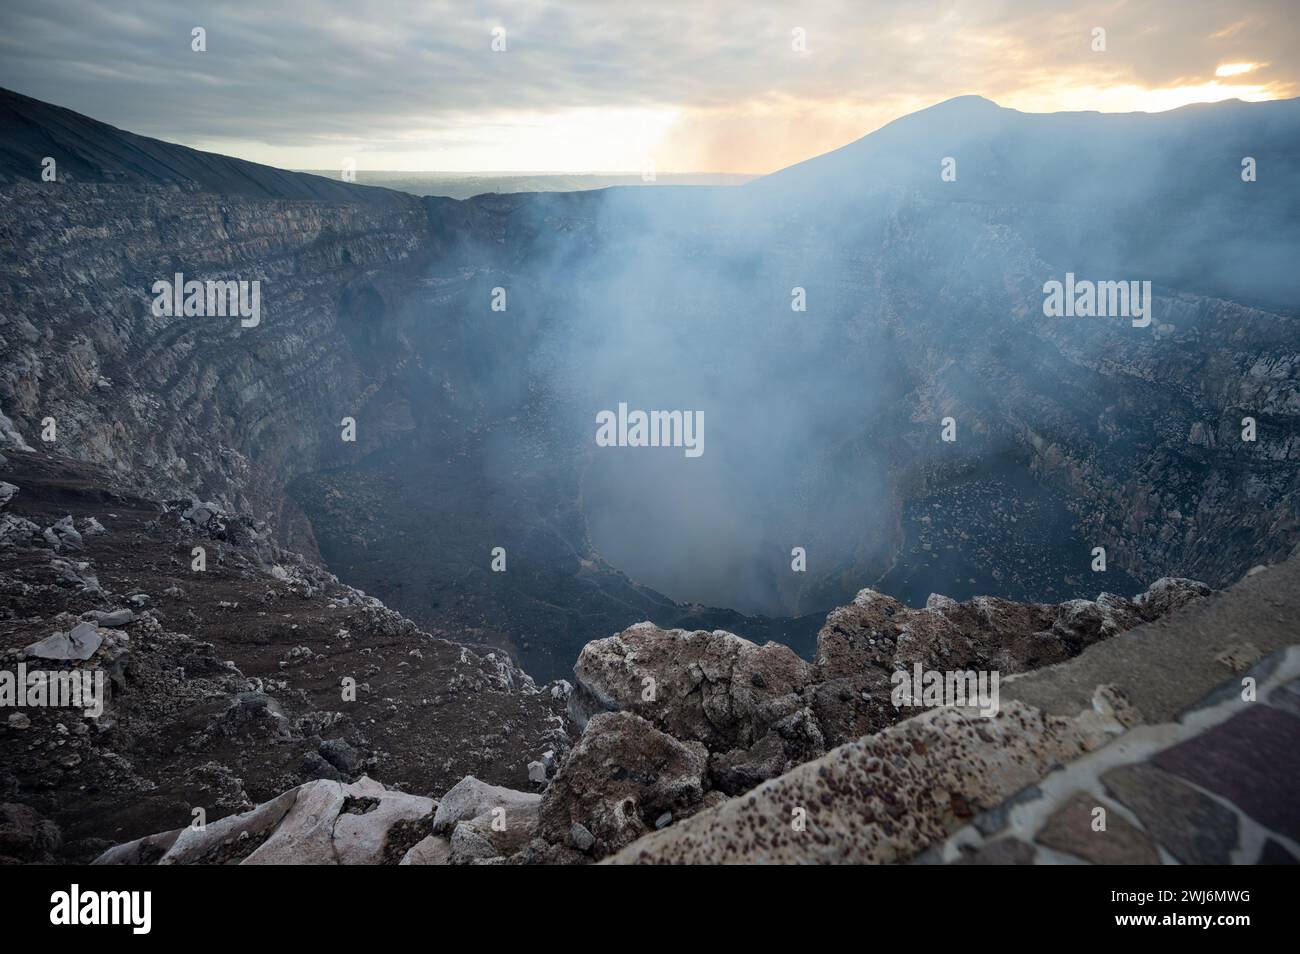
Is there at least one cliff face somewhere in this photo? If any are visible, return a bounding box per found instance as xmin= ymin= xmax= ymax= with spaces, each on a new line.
xmin=861 ymin=196 xmax=1300 ymax=590
xmin=0 ymin=180 xmax=437 ymax=554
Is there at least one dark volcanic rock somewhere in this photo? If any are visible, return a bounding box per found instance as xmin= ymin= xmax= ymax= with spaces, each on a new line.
xmin=539 ymin=711 xmax=708 ymax=859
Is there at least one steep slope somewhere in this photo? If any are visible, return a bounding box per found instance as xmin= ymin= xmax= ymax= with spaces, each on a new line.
xmin=0 ymin=86 xmax=410 ymax=207
xmin=0 ymin=449 xmax=569 ymax=862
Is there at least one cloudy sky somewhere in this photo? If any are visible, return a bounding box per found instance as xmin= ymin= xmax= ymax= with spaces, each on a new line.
xmin=1 ymin=0 xmax=1296 ymax=174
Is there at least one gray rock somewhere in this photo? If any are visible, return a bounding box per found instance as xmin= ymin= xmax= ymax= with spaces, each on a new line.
xmin=300 ymin=751 xmax=342 ymax=782
xmin=527 ymin=760 xmax=547 ymax=784
xmin=92 ymin=828 xmax=182 ymax=866
xmin=91 ymin=609 xmax=135 ymax=627
xmin=25 ymin=621 xmax=102 ymax=661
xmin=449 ymin=822 xmax=502 ymax=864
xmin=1132 ymin=577 xmax=1212 ymax=620
xmin=43 ymin=515 xmax=83 ymax=551
xmin=450 ymin=801 xmax=540 ymax=860
xmin=570 ymin=623 xmax=814 ymax=759
xmin=432 ymin=776 xmax=540 ymax=835
xmin=0 ymin=513 xmax=40 ymax=547
xmin=319 ymin=738 xmax=362 ymax=775
xmin=182 ymin=501 xmax=222 ymax=528
xmin=539 ymin=711 xmax=708 ymax=860
xmin=50 ymin=558 xmax=101 ymax=593
xmin=568 ymin=822 xmax=595 ymax=852
xmin=0 ymin=481 xmax=17 ymax=508
xmin=97 ymin=777 xmax=436 ymax=865
xmin=218 ymin=691 xmax=292 ymax=739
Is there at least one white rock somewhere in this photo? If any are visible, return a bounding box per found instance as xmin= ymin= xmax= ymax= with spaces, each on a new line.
xmin=399 ymin=834 xmax=451 ymax=865
xmin=432 ymin=775 xmax=540 ymax=834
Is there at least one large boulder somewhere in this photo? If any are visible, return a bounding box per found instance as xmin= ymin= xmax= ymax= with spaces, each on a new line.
xmin=571 ymin=623 xmax=814 ymax=754
xmin=539 ymin=711 xmax=708 ymax=859
xmin=446 ymin=801 xmax=541 ymax=863
xmin=431 ymin=776 xmax=540 ymax=835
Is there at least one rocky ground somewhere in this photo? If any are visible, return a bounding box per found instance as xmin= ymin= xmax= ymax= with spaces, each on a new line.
xmin=3 ymin=445 xmax=1237 ymax=866
xmin=0 ymin=449 xmax=568 ymax=863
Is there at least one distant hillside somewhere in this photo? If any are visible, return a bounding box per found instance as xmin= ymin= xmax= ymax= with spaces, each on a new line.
xmin=300 ymin=170 xmax=756 ymax=200
xmin=0 ymin=86 xmax=412 ymax=208
xmin=755 ymin=94 xmax=1300 ymax=310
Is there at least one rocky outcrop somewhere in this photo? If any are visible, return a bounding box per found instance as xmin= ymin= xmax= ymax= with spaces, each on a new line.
xmin=93 ymin=769 xmax=549 ymax=866
xmin=538 ymin=711 xmax=710 ymax=859
xmin=0 ymin=178 xmax=438 ymax=557
xmin=811 ymin=579 xmax=1210 ymax=746
xmin=567 ymin=577 xmax=1208 ymax=801
xmin=570 ymin=624 xmax=821 ymax=795
xmin=606 ymin=686 xmax=1141 ymax=864
xmin=606 ymin=554 xmax=1300 ymax=865
xmin=434 ymin=779 xmax=540 ymax=842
